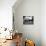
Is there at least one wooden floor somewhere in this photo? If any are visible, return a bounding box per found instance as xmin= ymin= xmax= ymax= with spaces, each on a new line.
xmin=0 ymin=39 xmax=16 ymax=46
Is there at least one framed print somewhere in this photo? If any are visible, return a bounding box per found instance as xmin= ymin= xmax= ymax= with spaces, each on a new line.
xmin=23 ymin=16 xmax=34 ymax=24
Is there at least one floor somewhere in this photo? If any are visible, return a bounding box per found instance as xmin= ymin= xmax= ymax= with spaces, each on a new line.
xmin=0 ymin=39 xmax=16 ymax=46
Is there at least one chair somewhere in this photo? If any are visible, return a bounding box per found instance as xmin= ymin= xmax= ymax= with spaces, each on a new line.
xmin=14 ymin=33 xmax=23 ymax=46
xmin=25 ymin=40 xmax=35 ymax=46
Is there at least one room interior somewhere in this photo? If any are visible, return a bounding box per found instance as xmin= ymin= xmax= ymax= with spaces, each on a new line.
xmin=0 ymin=0 xmax=46 ymax=46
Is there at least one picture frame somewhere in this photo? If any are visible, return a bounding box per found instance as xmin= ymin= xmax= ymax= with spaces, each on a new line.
xmin=23 ymin=16 xmax=34 ymax=24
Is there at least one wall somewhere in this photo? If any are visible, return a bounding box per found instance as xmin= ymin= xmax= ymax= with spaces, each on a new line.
xmin=0 ymin=0 xmax=16 ymax=30
xmin=41 ymin=0 xmax=46 ymax=46
xmin=13 ymin=0 xmax=41 ymax=46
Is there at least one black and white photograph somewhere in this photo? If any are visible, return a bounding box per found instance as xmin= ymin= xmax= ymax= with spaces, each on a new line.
xmin=23 ymin=16 xmax=34 ymax=24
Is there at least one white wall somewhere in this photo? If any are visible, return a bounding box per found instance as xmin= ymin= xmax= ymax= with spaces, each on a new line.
xmin=41 ymin=0 xmax=46 ymax=46
xmin=13 ymin=0 xmax=41 ymax=46
xmin=0 ymin=0 xmax=16 ymax=30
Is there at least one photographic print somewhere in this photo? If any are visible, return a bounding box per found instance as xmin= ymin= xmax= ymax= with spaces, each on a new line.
xmin=23 ymin=16 xmax=34 ymax=24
